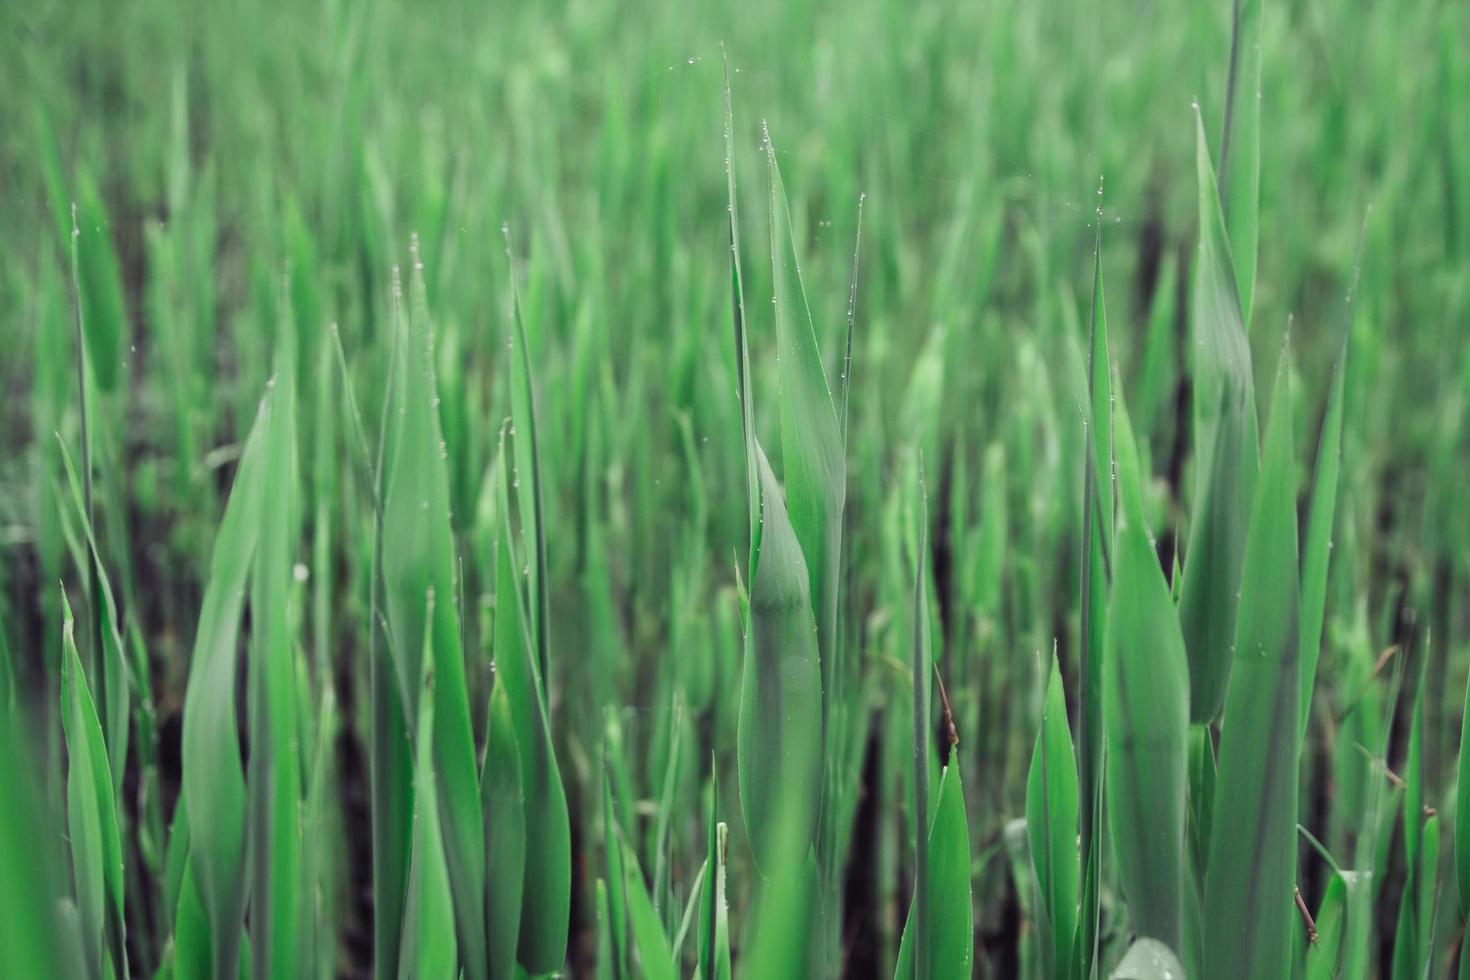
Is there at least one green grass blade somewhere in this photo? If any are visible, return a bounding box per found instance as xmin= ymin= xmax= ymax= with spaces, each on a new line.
xmin=1179 ymin=106 xmax=1260 ymax=724
xmin=371 ymin=271 xmax=414 ymax=980
xmin=1298 ymin=340 xmax=1346 ymax=741
xmin=1202 ymin=345 xmax=1300 ymax=980
xmin=737 ymin=442 xmax=824 ymax=874
xmin=911 ymin=459 xmax=932 ymax=980
xmin=1304 ymin=872 xmax=1347 ymax=980
xmin=619 ymin=835 xmax=678 ymax=980
xmin=1219 ymin=0 xmax=1262 ymax=325
xmin=61 ymin=591 xmax=127 ymax=980
xmin=56 ymin=439 xmax=131 ymax=800
xmin=248 ymin=303 xmax=301 ymax=980
xmin=765 ymin=125 xmax=844 ymax=733
xmin=601 ymin=761 xmax=629 ymax=980
xmin=1077 ymin=221 xmax=1113 ymax=980
xmin=502 ymin=228 xmax=551 ymax=684
xmin=698 ymin=768 xmax=731 ymax=980
xmin=380 ymin=251 xmax=488 ymax=979
xmin=1025 ymin=652 xmax=1079 ymax=978
xmin=893 ymin=761 xmax=973 ymax=980
xmin=182 ymin=391 xmax=270 ymax=980
xmin=1458 ymin=662 xmax=1470 ymax=914
xmin=493 ymin=428 xmax=571 ymax=972
xmin=1104 ymin=384 xmax=1189 ymax=953
xmin=398 ymin=591 xmax=459 ymax=980
xmin=0 ymin=700 xmax=66 ymax=977
xmin=482 ymin=680 xmax=525 ymax=980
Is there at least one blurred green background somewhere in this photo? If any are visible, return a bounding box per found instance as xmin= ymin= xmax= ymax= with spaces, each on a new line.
xmin=2 ymin=0 xmax=1467 ymax=975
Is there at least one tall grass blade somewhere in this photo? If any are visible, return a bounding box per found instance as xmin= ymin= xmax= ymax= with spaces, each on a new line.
xmin=61 ymin=590 xmax=127 ymax=980
xmin=398 ymin=592 xmax=458 ymax=980
xmin=248 ymin=298 xmax=302 ymax=980
xmin=1026 ymin=651 xmax=1079 ymax=978
xmin=1104 ymin=385 xmax=1189 ymax=953
xmin=380 ymin=251 xmax=488 ymax=978
xmin=1179 ymin=107 xmax=1260 ymax=724
xmin=181 ymin=391 xmax=270 ymax=980
xmin=1202 ymin=345 xmax=1300 ymax=980
xmin=493 ymin=427 xmax=571 ymax=971
xmin=1219 ymin=0 xmax=1262 ymax=325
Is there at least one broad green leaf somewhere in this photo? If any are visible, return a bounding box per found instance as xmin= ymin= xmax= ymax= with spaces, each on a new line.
xmin=1109 ymin=938 xmax=1185 ymax=979
xmin=1202 ymin=349 xmax=1300 ymax=980
xmin=1026 ymin=653 xmax=1079 ymax=978
xmin=398 ymin=594 xmax=458 ymax=980
xmin=893 ymin=762 xmax=973 ymax=980
xmin=1298 ymin=341 xmax=1346 ymax=741
xmin=380 ymin=258 xmax=487 ymax=979
xmin=61 ymin=591 xmax=126 ymax=979
xmin=1179 ymin=107 xmax=1260 ymax=724
xmin=482 ymin=680 xmax=525 ymax=980
xmin=494 ymin=430 xmax=571 ymax=972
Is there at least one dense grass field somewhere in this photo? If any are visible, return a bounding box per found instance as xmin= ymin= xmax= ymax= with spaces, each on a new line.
xmin=2 ymin=0 xmax=1468 ymax=976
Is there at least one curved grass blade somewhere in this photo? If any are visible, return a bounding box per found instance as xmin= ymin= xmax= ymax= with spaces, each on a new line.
xmin=1202 ymin=346 xmax=1300 ymax=980
xmin=493 ymin=427 xmax=571 ymax=972
xmin=1026 ymin=652 xmax=1079 ymax=979
xmin=1304 ymin=871 xmax=1346 ymax=980
xmin=1179 ymin=106 xmax=1260 ymax=724
xmin=60 ymin=591 xmax=127 ymax=980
